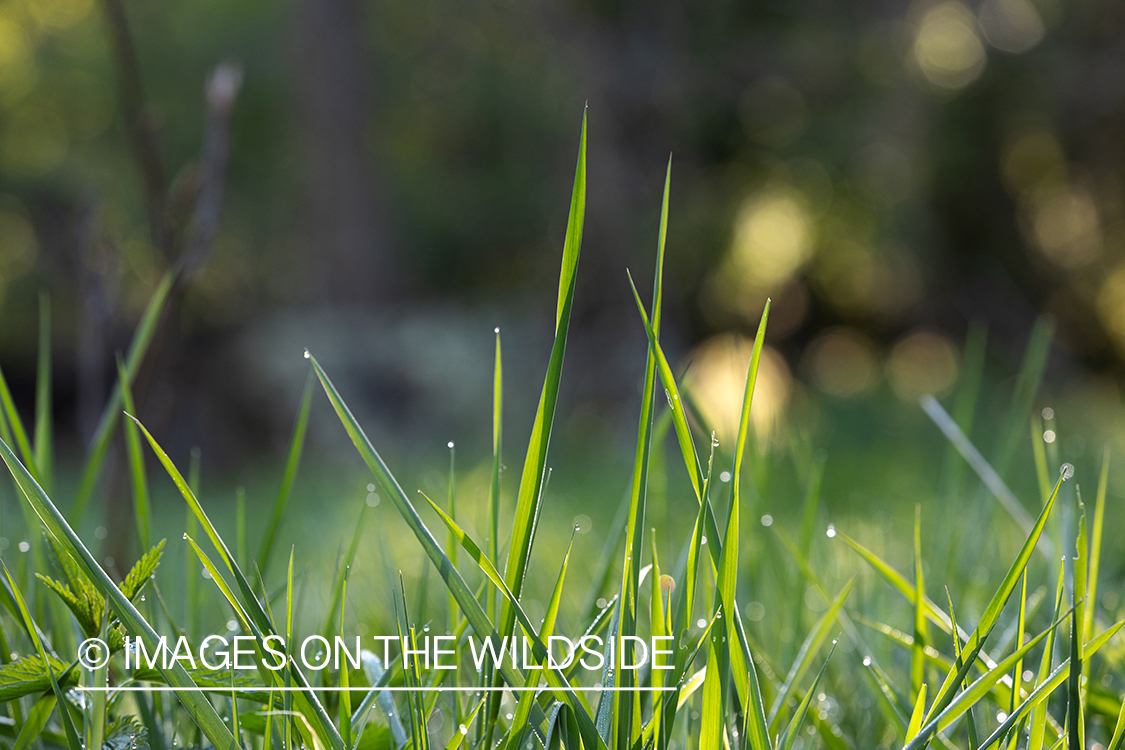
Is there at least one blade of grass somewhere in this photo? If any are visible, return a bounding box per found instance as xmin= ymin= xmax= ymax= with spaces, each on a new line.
xmin=33 ymin=291 xmax=52 ymax=494
xmin=1 ymin=560 xmax=79 ymax=750
xmin=1086 ymin=447 xmax=1109 ymax=643
xmin=309 ymin=357 xmax=605 ymax=750
xmin=73 ymin=268 xmax=175 ymax=523
xmin=776 ymin=640 xmax=837 ymax=750
xmin=117 ymin=354 xmax=151 ymax=551
xmin=906 ymin=683 xmax=928 ymax=742
xmin=913 ymin=505 xmax=927 ymax=702
xmin=258 ymin=371 xmax=314 ymax=577
xmin=0 ymin=435 xmax=239 ymax=749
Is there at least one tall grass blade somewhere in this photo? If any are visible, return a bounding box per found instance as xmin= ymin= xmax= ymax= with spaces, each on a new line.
xmin=776 ymin=641 xmax=836 ymax=750
xmin=33 ymin=291 xmax=52 ymax=494
xmin=0 ymin=435 xmax=239 ymax=749
xmin=912 ymin=505 xmax=927 ymax=701
xmin=117 ymin=355 xmax=151 ymax=551
xmin=73 ymin=268 xmax=175 ymax=522
xmin=906 ymin=684 xmax=928 ymax=742
xmin=1087 ymin=447 xmax=1109 ymax=642
xmin=258 ymin=371 xmax=315 ymax=577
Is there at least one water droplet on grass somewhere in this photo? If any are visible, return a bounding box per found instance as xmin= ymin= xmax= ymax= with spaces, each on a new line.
xmin=303 ymin=349 xmax=310 ymax=359
xmin=826 ymin=524 xmax=836 ymax=538
xmin=1061 ymin=463 xmax=1074 ymax=481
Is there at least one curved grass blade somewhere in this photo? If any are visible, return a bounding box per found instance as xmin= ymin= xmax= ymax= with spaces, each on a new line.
xmin=309 ymin=356 xmax=605 ymax=750
xmin=1107 ymin=693 xmax=1125 ymax=750
xmin=259 ymin=370 xmax=314 ymax=577
xmin=33 ymin=291 xmax=53 ymax=493
xmin=73 ymin=268 xmax=175 ymax=522
xmin=768 ymin=577 xmax=856 ymax=729
xmin=978 ymin=618 xmax=1125 ymax=750
xmin=776 ymin=640 xmax=837 ymax=750
xmin=132 ymin=416 xmax=345 ymax=750
xmin=906 ymin=683 xmax=927 ymax=742
xmin=1 ymin=560 xmax=79 ymax=750
xmin=117 ymin=354 xmax=151 ymax=551
xmin=0 ymin=435 xmax=239 ymax=749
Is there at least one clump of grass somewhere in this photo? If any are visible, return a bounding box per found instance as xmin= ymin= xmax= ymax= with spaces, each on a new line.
xmin=0 ymin=110 xmax=1123 ymax=750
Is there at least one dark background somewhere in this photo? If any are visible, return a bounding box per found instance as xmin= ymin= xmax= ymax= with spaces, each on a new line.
xmin=0 ymin=0 xmax=1123 ymax=480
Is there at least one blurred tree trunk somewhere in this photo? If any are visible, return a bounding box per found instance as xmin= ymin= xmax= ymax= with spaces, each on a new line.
xmin=294 ymin=0 xmax=400 ymax=302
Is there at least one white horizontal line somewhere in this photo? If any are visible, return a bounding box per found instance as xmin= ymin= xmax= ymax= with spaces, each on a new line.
xmin=74 ymin=686 xmax=676 ymax=693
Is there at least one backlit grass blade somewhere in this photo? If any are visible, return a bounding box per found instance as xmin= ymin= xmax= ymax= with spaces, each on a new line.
xmin=309 ymin=355 xmax=606 ymax=750
xmin=488 ymin=327 xmax=502 ymax=615
xmin=1067 ymin=604 xmax=1080 ymax=750
xmin=912 ymin=505 xmax=927 ymax=702
xmin=698 ymin=613 xmax=726 ymax=750
xmin=1029 ymin=557 xmax=1066 ymax=750
xmin=117 ymin=354 xmax=151 ymax=551
xmin=992 ymin=315 xmax=1053 ymax=478
xmin=0 ymin=361 xmax=38 ymax=484
xmin=502 ymin=108 xmax=587 ymax=613
xmin=0 ymin=436 xmax=239 ymax=749
xmin=258 ymin=370 xmax=314 ymax=577
xmin=1087 ymin=447 xmax=1109 ymax=643
xmin=920 ymin=395 xmax=1043 ymax=552
xmin=776 ymin=640 xmax=836 ymax=750
xmin=907 ymin=607 xmax=1072 ymax=748
xmin=906 ymin=683 xmax=927 ymax=742
xmin=977 ymin=619 xmax=1125 ymax=750
xmin=768 ymin=577 xmax=855 ymax=729
xmin=718 ymin=297 xmax=769 ymax=716
xmin=1 ymin=560 xmax=79 ymax=750
xmin=132 ymin=416 xmax=345 ymax=750
xmin=12 ymin=693 xmax=56 ymax=750
xmin=73 ymin=268 xmax=175 ymax=523
xmin=613 ymin=154 xmax=672 ymax=750
xmin=33 ymin=291 xmax=53 ymax=494
xmin=1107 ymin=694 xmax=1125 ymax=750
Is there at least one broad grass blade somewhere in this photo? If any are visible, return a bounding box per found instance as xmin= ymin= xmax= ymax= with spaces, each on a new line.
xmin=0 ymin=436 xmax=239 ymax=749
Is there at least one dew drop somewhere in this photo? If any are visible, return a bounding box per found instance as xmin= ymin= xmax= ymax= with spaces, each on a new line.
xmin=460 ymin=725 xmax=468 ymax=736
xmin=182 ymin=533 xmax=188 ymax=540
xmin=303 ymin=349 xmax=310 ymax=359
xmin=1061 ymin=463 xmax=1075 ymax=481
xmin=862 ymin=656 xmax=871 ymax=666
xmin=448 ymin=441 xmax=455 ymax=449
xmin=826 ymin=524 xmax=837 ymax=538
xmin=494 ymin=327 xmax=500 ymax=334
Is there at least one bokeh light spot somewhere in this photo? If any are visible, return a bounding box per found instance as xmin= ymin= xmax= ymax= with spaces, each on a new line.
xmin=803 ymin=328 xmax=880 ymax=398
xmin=912 ymin=2 xmax=986 ymax=89
xmin=730 ymin=189 xmax=813 ymax=291
xmin=886 ymin=330 xmax=960 ymax=401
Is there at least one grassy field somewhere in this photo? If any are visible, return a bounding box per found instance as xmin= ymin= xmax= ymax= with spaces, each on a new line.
xmin=2 ymin=113 xmax=1125 ymax=750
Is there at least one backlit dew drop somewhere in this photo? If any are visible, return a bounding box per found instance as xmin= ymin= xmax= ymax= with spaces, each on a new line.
xmin=303 ymin=349 xmax=310 ymax=359
xmin=863 ymin=656 xmax=871 ymax=666
xmin=1060 ymin=463 xmax=1075 ymax=481
xmin=182 ymin=533 xmax=188 ymax=540
xmin=826 ymin=524 xmax=837 ymax=538
xmin=460 ymin=725 xmax=468 ymax=736
xmin=494 ymin=327 xmax=500 ymax=334
xmin=448 ymin=441 xmax=455 ymax=449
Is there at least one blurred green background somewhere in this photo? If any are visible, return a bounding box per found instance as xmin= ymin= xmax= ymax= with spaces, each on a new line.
xmin=0 ymin=0 xmax=1124 ymax=565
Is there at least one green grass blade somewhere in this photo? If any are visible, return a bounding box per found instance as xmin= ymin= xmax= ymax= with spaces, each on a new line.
xmin=1107 ymin=693 xmax=1125 ymax=750
xmin=33 ymin=291 xmax=52 ymax=494
xmin=1 ymin=560 xmax=79 ymax=750
xmin=613 ymin=155 xmax=672 ymax=749
xmin=73 ymin=268 xmax=175 ymax=523
xmin=1087 ymin=447 xmax=1109 ymax=643
xmin=133 ymin=416 xmax=345 ymax=750
xmin=906 ymin=683 xmax=927 ymax=742
xmin=12 ymin=693 xmax=56 ymax=750
xmin=258 ymin=371 xmax=315 ymax=577
xmin=698 ymin=615 xmax=727 ymax=750
xmin=1067 ymin=604 xmax=1080 ymax=750
xmin=978 ymin=618 xmax=1125 ymax=750
xmin=912 ymin=505 xmax=927 ymax=702
xmin=0 ymin=361 xmax=39 ymax=484
xmin=502 ymin=109 xmax=587 ymax=612
xmin=768 ymin=577 xmax=855 ymax=729
xmin=776 ymin=640 xmax=836 ymax=750
xmin=309 ymin=355 xmax=605 ymax=750
xmin=488 ymin=328 xmax=502 ymax=614
xmin=1030 ymin=557 xmax=1067 ymax=750
xmin=0 ymin=435 xmax=240 ymax=749
xmin=117 ymin=354 xmax=151 ymax=551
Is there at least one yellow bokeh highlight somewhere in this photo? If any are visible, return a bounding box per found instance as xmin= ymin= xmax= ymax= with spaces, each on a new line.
xmin=913 ymin=2 xmax=986 ymax=89
xmin=1028 ymin=185 xmax=1101 ymax=269
xmin=886 ymin=330 xmax=960 ymax=401
xmin=686 ymin=335 xmax=791 ymax=448
xmin=729 ymin=188 xmax=813 ymax=291
xmin=803 ymin=328 xmax=880 ymax=398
